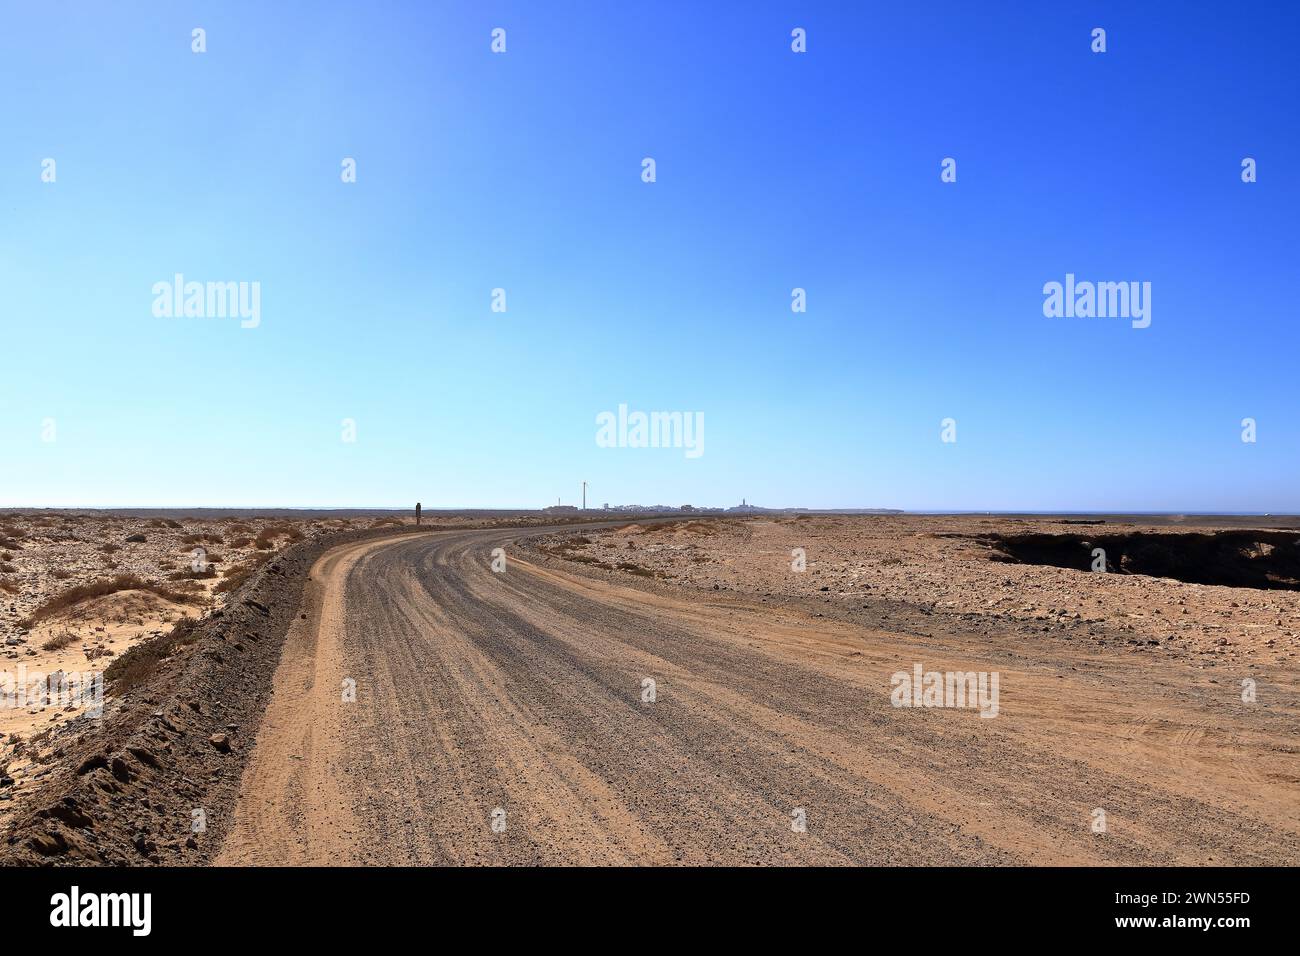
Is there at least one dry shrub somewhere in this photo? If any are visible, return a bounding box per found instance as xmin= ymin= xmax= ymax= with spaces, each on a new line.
xmin=20 ymin=574 xmax=199 ymax=628
xmin=167 ymin=567 xmax=218 ymax=581
xmin=214 ymin=554 xmax=268 ymax=594
xmin=181 ymin=532 xmax=224 ymax=546
xmin=41 ymin=631 xmax=78 ymax=652
xmin=103 ymin=617 xmax=200 ymax=694
xmin=253 ymin=523 xmax=304 ymax=549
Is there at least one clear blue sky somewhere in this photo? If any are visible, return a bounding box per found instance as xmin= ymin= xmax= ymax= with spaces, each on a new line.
xmin=1 ymin=1 xmax=1296 ymax=511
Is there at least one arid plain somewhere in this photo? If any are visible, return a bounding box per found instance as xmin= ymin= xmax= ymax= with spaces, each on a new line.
xmin=1 ymin=511 xmax=1296 ymax=865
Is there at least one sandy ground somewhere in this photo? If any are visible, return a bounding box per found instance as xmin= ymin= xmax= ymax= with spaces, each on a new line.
xmin=0 ymin=512 xmax=375 ymax=827
xmin=214 ymin=519 xmax=1300 ymax=865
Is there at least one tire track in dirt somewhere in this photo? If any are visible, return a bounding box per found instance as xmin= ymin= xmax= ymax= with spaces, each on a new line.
xmin=216 ymin=528 xmax=1300 ymax=866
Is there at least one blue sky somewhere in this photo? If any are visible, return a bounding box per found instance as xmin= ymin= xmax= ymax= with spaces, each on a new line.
xmin=1 ymin=1 xmax=1296 ymax=510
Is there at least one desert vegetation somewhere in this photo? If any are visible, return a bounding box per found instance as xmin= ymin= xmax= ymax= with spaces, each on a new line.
xmin=19 ymin=574 xmax=199 ymax=629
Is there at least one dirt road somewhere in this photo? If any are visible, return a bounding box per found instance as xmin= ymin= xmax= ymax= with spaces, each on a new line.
xmin=216 ymin=528 xmax=1300 ymax=865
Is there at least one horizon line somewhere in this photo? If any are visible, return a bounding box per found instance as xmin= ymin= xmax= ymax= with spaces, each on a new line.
xmin=2 ymin=504 xmax=1298 ymax=518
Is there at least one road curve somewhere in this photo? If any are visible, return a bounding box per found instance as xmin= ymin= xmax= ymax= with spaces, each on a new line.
xmin=215 ymin=527 xmax=1300 ymax=866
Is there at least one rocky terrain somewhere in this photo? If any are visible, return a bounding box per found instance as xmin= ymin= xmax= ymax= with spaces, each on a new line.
xmin=526 ymin=514 xmax=1300 ymax=673
xmin=4 ymin=511 xmax=1297 ymax=867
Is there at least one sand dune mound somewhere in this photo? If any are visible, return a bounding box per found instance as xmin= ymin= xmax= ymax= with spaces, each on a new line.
xmin=19 ymin=574 xmax=198 ymax=630
xmin=40 ymin=589 xmax=195 ymax=630
xmin=675 ymin=520 xmax=720 ymax=536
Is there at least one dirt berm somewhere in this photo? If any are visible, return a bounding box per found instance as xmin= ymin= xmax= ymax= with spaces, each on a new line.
xmin=0 ymin=527 xmax=425 ymax=866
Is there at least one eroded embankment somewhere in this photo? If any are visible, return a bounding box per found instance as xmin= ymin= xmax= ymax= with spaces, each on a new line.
xmin=988 ymin=529 xmax=1300 ymax=590
xmin=0 ymin=527 xmax=424 ymax=866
